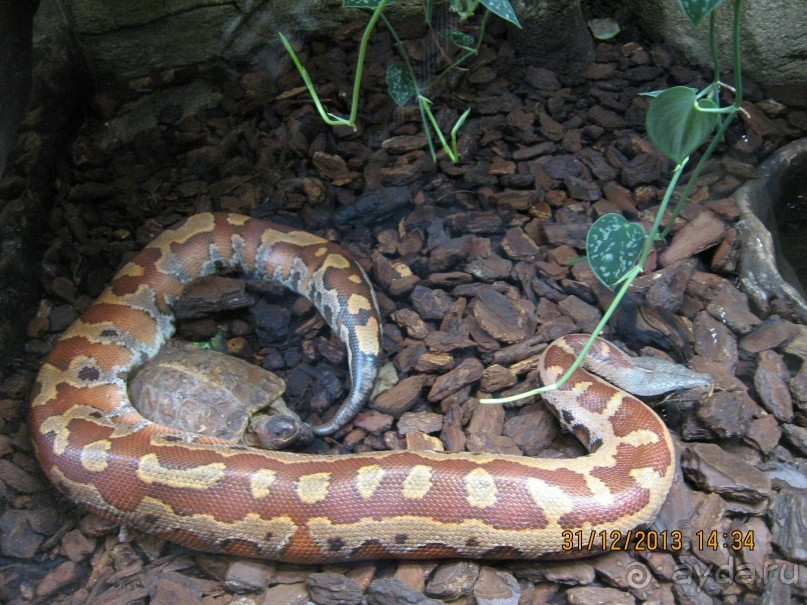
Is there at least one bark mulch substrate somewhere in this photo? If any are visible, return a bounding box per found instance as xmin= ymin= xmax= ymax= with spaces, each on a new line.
xmin=2 ymin=14 xmax=807 ymax=605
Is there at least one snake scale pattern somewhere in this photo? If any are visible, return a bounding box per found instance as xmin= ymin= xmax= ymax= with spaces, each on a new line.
xmin=30 ymin=212 xmax=693 ymax=563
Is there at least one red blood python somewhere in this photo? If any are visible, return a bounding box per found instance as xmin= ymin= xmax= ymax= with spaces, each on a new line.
xmin=30 ymin=212 xmax=698 ymax=562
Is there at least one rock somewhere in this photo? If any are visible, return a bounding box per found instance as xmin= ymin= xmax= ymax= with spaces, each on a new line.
xmin=366 ymin=578 xmax=443 ymax=605
xmin=592 ymin=552 xmax=652 ymax=596
xmin=394 ymin=560 xmax=437 ymax=593
xmin=312 ymin=151 xmax=358 ymax=184
xmin=424 ymin=561 xmax=479 ymax=599
xmin=472 ymin=567 xmax=520 ymax=605
xmin=466 ymin=256 xmax=513 ymax=282
xmin=429 ymin=236 xmax=484 ymax=273
xmin=734 ymin=139 xmax=807 ymax=323
xmin=524 ymin=66 xmax=561 ymax=90
xmin=471 ymin=288 xmax=529 ymax=344
xmin=0 ymin=509 xmax=44 ymax=559
xmin=305 ymin=572 xmax=364 ymax=605
xmin=754 ymin=350 xmax=794 ymax=421
xmin=705 ymin=282 xmax=761 ymax=335
xmin=382 ymin=135 xmax=428 ymax=154
xmin=690 ymin=492 xmax=732 ymax=568
xmin=695 ymin=390 xmax=758 ymax=439
xmin=558 ymin=295 xmax=601 ymax=333
xmin=768 ymin=488 xmax=807 ymax=563
xmin=564 ymin=174 xmax=601 ymax=201
xmin=0 ymin=459 xmax=43 ymax=493
xmin=621 ymin=153 xmax=665 ymax=188
xmin=397 ymin=411 xmax=444 ymax=435
xmin=250 ymin=300 xmax=292 ymax=342
xmin=659 ymin=210 xmax=726 ymax=266
xmin=447 ymin=211 xmax=505 ymax=235
xmin=782 ymin=424 xmax=807 ymax=457
xmin=489 ymin=189 xmax=543 ymax=211
xmin=623 ymin=0 xmax=807 ymax=91
xmin=35 ymin=561 xmax=83 ymax=599
xmin=693 ymin=311 xmax=738 ymax=373
xmin=587 ymin=105 xmax=627 ymax=129
xmin=503 ymin=405 xmax=557 ymax=456
xmin=353 ymin=409 xmax=394 ymax=434
xmin=466 ymin=432 xmax=522 ymax=456
xmin=480 ymin=364 xmax=517 ymax=393
xmin=744 ymin=414 xmax=782 ymax=454
xmin=566 ymin=586 xmax=636 ymax=605
xmin=740 ymin=516 xmax=773 ymax=585
xmin=148 ymin=572 xmax=207 ymax=604
xmin=260 ymin=583 xmax=309 ymax=605
xmin=427 ymin=358 xmax=484 ymax=401
xmin=467 ymin=402 xmax=505 ymax=438
xmin=61 ymin=529 xmax=96 ymax=562
xmin=681 ymin=443 xmax=771 ymax=502
xmin=414 ymin=353 xmax=455 ymax=373
xmin=501 ymin=227 xmax=541 ymax=261
xmin=423 ymin=331 xmax=476 ymax=353
xmin=392 ymin=308 xmax=430 ymax=339
xmin=741 ymin=315 xmax=800 ymax=354
xmin=510 ymin=560 xmax=596 ymax=585
xmin=224 ymin=560 xmax=275 ymax=592
xmin=538 ymin=112 xmax=564 ymax=141
xmin=544 ymin=155 xmax=585 ymax=179
xmin=411 ymin=286 xmax=455 ymax=320
xmin=48 ymin=304 xmax=79 ymax=332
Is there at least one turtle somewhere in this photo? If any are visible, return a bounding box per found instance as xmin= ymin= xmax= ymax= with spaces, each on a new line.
xmin=128 ymin=344 xmax=312 ymax=449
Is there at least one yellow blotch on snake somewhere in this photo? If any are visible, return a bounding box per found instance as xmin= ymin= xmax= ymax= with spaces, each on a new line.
xmin=136 ymin=453 xmax=226 ymax=490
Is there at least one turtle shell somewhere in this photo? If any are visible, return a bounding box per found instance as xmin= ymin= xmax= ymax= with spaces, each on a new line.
xmin=129 ymin=346 xmax=287 ymax=443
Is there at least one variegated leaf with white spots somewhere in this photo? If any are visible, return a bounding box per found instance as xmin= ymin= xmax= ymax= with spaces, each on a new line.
xmin=586 ymin=213 xmax=646 ymax=290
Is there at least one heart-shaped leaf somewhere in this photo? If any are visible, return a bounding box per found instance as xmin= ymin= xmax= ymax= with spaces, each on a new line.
xmin=646 ymin=86 xmax=718 ymax=163
xmin=442 ymin=29 xmax=476 ymax=52
xmin=386 ymin=63 xmax=416 ymax=107
xmin=480 ymin=0 xmax=521 ymax=27
xmin=587 ymin=214 xmax=646 ymax=289
xmin=678 ymin=0 xmax=728 ymax=26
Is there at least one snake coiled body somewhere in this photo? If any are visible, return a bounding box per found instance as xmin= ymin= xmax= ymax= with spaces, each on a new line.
xmin=30 ymin=212 xmax=692 ymax=563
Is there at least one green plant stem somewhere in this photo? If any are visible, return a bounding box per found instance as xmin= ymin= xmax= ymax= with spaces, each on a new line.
xmin=278 ymin=0 xmax=388 ymax=128
xmin=346 ymin=0 xmax=388 ymax=126
xmin=279 ymin=33 xmax=349 ymax=127
xmin=481 ymin=160 xmax=688 ymax=405
xmin=423 ymin=9 xmax=489 ymax=94
xmin=479 ymin=265 xmax=641 ymax=404
xmin=380 ymin=13 xmax=438 ymax=159
xmin=483 ymin=0 xmax=744 ymax=405
xmin=692 ymin=105 xmax=737 ymax=114
xmin=730 ymin=0 xmax=743 ymax=105
xmin=420 ymin=96 xmax=459 ymax=162
xmin=660 ymin=0 xmax=743 ymax=239
xmin=709 ymin=11 xmax=721 ymax=97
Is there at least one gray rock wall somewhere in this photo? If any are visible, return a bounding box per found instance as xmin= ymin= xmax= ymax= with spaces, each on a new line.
xmin=59 ymin=0 xmax=425 ymax=79
xmin=50 ymin=0 xmax=807 ymax=93
xmin=624 ymin=0 xmax=807 ymax=98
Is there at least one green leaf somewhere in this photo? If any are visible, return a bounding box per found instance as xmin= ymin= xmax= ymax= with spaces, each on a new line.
xmin=587 ymin=214 xmax=646 ymax=290
xmin=587 ymin=17 xmax=620 ymax=41
xmin=646 ymin=86 xmax=719 ymax=163
xmin=678 ymin=0 xmax=727 ymax=26
xmin=386 ymin=63 xmax=416 ymax=106
xmin=343 ymin=0 xmax=385 ymax=8
xmin=441 ymin=29 xmax=476 ymax=51
xmin=480 ymin=0 xmax=521 ymax=27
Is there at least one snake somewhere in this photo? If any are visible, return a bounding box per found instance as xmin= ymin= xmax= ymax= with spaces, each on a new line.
xmin=30 ymin=212 xmax=710 ymax=563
